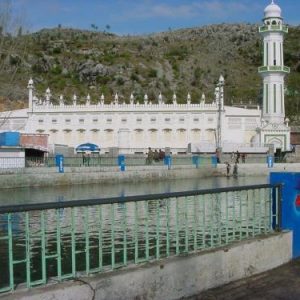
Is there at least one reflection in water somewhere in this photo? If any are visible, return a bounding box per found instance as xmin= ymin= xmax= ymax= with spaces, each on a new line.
xmin=0 ymin=176 xmax=267 ymax=206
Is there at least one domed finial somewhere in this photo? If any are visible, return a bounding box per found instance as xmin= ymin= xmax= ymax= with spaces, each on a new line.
xmin=172 ymin=92 xmax=177 ymax=104
xmin=45 ymin=88 xmax=51 ymax=103
xmin=59 ymin=94 xmax=64 ymax=105
xmin=27 ymin=78 xmax=34 ymax=88
xmin=73 ymin=94 xmax=77 ymax=105
xmin=144 ymin=94 xmax=148 ymax=104
xmin=114 ymin=93 xmax=119 ymax=104
xmin=130 ymin=93 xmax=134 ymax=104
xmin=219 ymin=74 xmax=225 ymax=85
xmin=86 ymin=94 xmax=91 ymax=105
xmin=264 ymin=0 xmax=281 ymax=18
xmin=187 ymin=93 xmax=191 ymax=104
xmin=158 ymin=92 xmax=163 ymax=104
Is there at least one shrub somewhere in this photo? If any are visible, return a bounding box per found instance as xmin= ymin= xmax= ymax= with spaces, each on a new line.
xmin=148 ymin=69 xmax=157 ymax=78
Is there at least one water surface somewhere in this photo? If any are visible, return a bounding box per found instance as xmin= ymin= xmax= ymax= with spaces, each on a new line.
xmin=0 ymin=175 xmax=268 ymax=206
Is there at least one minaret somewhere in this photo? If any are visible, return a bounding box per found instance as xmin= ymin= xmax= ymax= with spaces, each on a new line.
xmin=259 ymin=0 xmax=290 ymax=124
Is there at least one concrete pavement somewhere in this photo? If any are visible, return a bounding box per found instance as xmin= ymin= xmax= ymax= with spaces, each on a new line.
xmin=185 ymin=258 xmax=300 ymax=300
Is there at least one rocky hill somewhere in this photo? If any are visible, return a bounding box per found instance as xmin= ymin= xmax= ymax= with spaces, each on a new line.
xmin=0 ymin=23 xmax=299 ymax=122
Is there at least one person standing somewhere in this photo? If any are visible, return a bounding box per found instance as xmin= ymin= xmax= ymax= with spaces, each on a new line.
xmin=86 ymin=153 xmax=91 ymax=166
xmin=236 ymin=151 xmax=240 ymax=164
xmin=233 ymin=162 xmax=238 ymax=177
xmin=82 ymin=153 xmax=86 ymax=166
xmin=154 ymin=149 xmax=159 ymax=162
xmin=146 ymin=147 xmax=153 ymax=165
xmin=216 ymin=148 xmax=221 ymax=164
xmin=159 ymin=149 xmax=165 ymax=161
xmin=231 ymin=152 xmax=235 ymax=163
xmin=241 ymin=153 xmax=246 ymax=163
xmin=226 ymin=162 xmax=231 ymax=177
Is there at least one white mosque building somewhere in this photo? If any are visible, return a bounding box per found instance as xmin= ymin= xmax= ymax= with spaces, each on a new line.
xmin=0 ymin=1 xmax=291 ymax=154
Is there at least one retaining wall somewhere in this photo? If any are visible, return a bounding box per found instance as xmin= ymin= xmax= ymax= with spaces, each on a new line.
xmin=1 ymin=231 xmax=292 ymax=300
xmin=0 ymin=163 xmax=300 ymax=189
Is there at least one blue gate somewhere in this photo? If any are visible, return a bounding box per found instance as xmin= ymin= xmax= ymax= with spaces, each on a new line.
xmin=270 ymin=172 xmax=300 ymax=258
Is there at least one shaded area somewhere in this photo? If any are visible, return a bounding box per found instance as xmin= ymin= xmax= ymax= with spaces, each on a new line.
xmin=186 ymin=258 xmax=300 ymax=300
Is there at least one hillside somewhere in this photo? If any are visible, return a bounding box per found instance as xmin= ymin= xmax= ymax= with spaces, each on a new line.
xmin=0 ymin=23 xmax=299 ymax=122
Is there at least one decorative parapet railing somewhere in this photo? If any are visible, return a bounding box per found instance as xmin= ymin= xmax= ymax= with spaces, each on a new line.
xmin=32 ymin=102 xmax=219 ymax=112
xmin=0 ymin=184 xmax=281 ymax=293
xmin=258 ymin=65 xmax=290 ymax=74
xmin=259 ymin=24 xmax=288 ymax=33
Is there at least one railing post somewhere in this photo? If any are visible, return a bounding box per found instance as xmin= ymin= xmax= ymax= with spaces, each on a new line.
xmin=118 ymin=155 xmax=126 ymax=171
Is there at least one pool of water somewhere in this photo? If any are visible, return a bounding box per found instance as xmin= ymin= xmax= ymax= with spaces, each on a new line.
xmin=0 ymin=174 xmax=271 ymax=291
xmin=0 ymin=175 xmax=268 ymax=206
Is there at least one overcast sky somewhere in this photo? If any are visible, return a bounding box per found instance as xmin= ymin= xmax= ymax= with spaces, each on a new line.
xmin=12 ymin=0 xmax=300 ymax=35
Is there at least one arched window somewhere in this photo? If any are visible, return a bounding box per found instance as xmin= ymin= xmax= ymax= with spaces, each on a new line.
xmin=272 ymin=20 xmax=277 ymax=25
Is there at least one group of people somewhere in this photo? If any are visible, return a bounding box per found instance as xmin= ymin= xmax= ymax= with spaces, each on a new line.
xmin=226 ymin=150 xmax=247 ymax=177
xmin=146 ymin=147 xmax=165 ymax=165
xmin=82 ymin=153 xmax=91 ymax=166
xmin=231 ymin=151 xmax=246 ymax=164
xmin=226 ymin=161 xmax=238 ymax=178
xmin=216 ymin=149 xmax=246 ymax=165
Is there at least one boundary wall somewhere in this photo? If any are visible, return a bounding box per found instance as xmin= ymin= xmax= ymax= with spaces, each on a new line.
xmin=0 ymin=231 xmax=292 ymax=300
xmin=1 ymin=163 xmax=300 ymax=189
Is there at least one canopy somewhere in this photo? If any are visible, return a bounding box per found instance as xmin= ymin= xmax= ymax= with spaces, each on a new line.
xmin=76 ymin=143 xmax=100 ymax=153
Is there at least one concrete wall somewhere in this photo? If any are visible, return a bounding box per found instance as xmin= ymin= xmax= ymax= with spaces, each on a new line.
xmin=1 ymin=231 xmax=292 ymax=300
xmin=0 ymin=165 xmax=220 ymax=188
xmin=1 ymin=163 xmax=300 ymax=189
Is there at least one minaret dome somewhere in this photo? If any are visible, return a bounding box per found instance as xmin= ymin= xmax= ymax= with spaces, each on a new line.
xmin=264 ymin=1 xmax=281 ymax=18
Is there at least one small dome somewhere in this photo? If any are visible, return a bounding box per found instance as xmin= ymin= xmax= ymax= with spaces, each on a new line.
xmin=219 ymin=74 xmax=225 ymax=84
xmin=264 ymin=1 xmax=282 ymax=18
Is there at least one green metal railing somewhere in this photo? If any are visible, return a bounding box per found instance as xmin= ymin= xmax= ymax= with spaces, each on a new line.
xmin=1 ymin=155 xmax=215 ymax=169
xmin=0 ymin=154 xmax=287 ymax=170
xmin=258 ymin=65 xmax=290 ymax=73
xmin=0 ymin=184 xmax=281 ymax=293
xmin=259 ymin=24 xmax=288 ymax=33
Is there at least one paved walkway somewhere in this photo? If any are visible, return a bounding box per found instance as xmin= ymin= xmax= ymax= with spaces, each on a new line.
xmin=185 ymin=258 xmax=300 ymax=300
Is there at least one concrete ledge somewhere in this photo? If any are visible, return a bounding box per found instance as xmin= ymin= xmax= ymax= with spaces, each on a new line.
xmin=1 ymin=163 xmax=300 ymax=189
xmin=218 ymin=163 xmax=300 ymax=177
xmin=1 ymin=231 xmax=292 ymax=300
xmin=0 ymin=166 xmax=220 ymax=189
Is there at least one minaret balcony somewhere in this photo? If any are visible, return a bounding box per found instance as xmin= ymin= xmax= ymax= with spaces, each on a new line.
xmin=258 ymin=65 xmax=290 ymax=73
xmin=259 ymin=24 xmax=288 ymax=33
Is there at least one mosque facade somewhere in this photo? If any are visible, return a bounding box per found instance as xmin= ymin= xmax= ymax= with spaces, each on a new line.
xmin=0 ymin=1 xmax=291 ymax=154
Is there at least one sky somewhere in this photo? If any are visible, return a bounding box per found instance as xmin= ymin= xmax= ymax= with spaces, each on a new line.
xmin=11 ymin=0 xmax=300 ymax=35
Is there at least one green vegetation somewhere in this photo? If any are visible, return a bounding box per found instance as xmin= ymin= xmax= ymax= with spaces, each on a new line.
xmin=0 ymin=24 xmax=299 ymax=123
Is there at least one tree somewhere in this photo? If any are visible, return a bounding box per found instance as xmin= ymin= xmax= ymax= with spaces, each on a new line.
xmin=17 ymin=26 xmax=22 ymax=37
xmin=91 ymin=24 xmax=98 ymax=31
xmin=0 ymin=0 xmax=28 ymax=114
